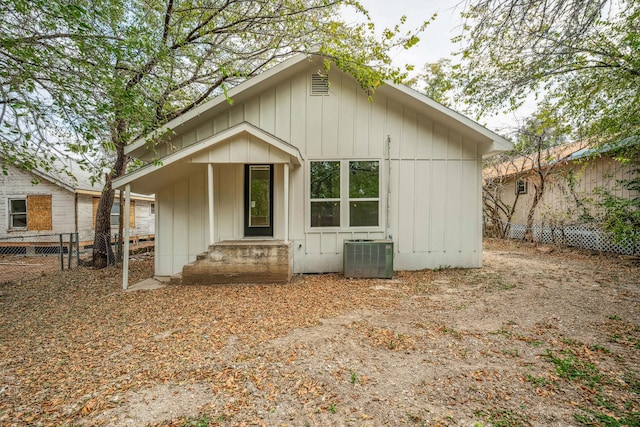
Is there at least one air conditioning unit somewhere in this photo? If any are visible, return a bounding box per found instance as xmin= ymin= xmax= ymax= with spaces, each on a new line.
xmin=343 ymin=239 xmax=394 ymax=279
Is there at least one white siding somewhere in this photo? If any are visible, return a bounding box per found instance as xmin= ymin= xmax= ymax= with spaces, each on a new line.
xmin=145 ymin=62 xmax=486 ymax=275
xmin=76 ymin=194 xmax=95 ymax=243
xmin=133 ymin=199 xmax=155 ymax=237
xmin=0 ymin=165 xmax=75 ymax=239
xmin=155 ymin=169 xmax=208 ymax=276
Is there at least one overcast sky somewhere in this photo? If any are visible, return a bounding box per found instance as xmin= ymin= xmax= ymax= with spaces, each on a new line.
xmin=342 ymin=0 xmax=532 ymax=134
xmin=346 ymin=0 xmax=465 ymax=66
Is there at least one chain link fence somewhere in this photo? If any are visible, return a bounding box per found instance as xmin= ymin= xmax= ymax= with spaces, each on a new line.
xmin=0 ymin=233 xmax=81 ymax=284
xmin=0 ymin=233 xmax=154 ymax=284
xmin=485 ymin=219 xmax=640 ymax=255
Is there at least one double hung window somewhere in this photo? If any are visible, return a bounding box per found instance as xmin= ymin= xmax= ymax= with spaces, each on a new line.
xmin=310 ymin=160 xmax=380 ymax=228
xmin=8 ymin=198 xmax=27 ymax=228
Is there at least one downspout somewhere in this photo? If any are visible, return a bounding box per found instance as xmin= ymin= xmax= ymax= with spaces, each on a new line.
xmin=386 ymin=135 xmax=392 ymax=240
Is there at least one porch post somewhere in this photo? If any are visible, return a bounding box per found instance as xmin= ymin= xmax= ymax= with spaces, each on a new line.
xmin=283 ymin=163 xmax=289 ymax=242
xmin=208 ymin=163 xmax=215 ymax=245
xmin=122 ymin=184 xmax=131 ymax=290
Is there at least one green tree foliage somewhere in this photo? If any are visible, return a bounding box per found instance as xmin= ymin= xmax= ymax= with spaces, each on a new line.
xmin=458 ymin=0 xmax=639 ymax=148
xmin=0 ymin=0 xmax=116 ymax=174
xmin=460 ymin=0 xmax=639 ymax=245
xmin=595 ymin=150 xmax=640 ymax=250
xmin=408 ymin=58 xmax=456 ymax=107
xmin=1 ymin=0 xmax=430 ymax=267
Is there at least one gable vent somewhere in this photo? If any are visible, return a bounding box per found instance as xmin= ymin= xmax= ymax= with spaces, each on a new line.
xmin=311 ymin=73 xmax=329 ymax=96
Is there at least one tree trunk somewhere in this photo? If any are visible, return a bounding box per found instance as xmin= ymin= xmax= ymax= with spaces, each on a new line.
xmin=92 ymin=176 xmax=116 ymax=268
xmin=92 ymin=120 xmax=128 ymax=268
xmin=523 ymin=181 xmax=544 ymax=242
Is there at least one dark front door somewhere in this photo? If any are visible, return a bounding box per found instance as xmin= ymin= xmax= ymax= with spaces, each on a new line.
xmin=244 ymin=164 xmax=274 ymax=237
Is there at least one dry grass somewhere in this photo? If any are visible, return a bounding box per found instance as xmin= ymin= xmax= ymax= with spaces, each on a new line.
xmin=0 ymin=240 xmax=638 ymax=426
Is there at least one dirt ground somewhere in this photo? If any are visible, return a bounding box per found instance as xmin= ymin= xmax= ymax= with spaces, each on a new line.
xmin=0 ymin=240 xmax=638 ymax=426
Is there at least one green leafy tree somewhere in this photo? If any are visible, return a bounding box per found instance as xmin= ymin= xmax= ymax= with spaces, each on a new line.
xmin=1 ymin=0 xmax=430 ymax=267
xmin=460 ymin=0 xmax=639 ymax=243
xmin=595 ymin=153 xmax=640 ymax=252
xmin=408 ymin=58 xmax=456 ymax=107
xmin=457 ymin=0 xmax=639 ymax=147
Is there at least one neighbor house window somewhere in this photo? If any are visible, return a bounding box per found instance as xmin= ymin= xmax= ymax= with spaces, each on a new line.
xmin=8 ymin=198 xmax=27 ymax=228
xmin=150 ymin=203 xmax=155 ymax=215
xmin=93 ymin=198 xmax=135 ymax=229
xmin=516 ymin=179 xmax=528 ymax=195
xmin=111 ymin=202 xmax=121 ymax=227
xmin=310 ymin=160 xmax=380 ymax=228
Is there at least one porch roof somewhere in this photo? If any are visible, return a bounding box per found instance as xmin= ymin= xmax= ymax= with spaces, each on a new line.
xmin=113 ymin=122 xmax=303 ymax=194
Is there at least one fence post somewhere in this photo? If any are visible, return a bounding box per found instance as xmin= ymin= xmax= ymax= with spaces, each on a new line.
xmin=75 ymin=232 xmax=80 ymax=266
xmin=68 ymin=233 xmax=73 ymax=270
xmin=59 ymin=234 xmax=64 ymax=271
xmin=105 ymin=234 xmax=110 ymax=266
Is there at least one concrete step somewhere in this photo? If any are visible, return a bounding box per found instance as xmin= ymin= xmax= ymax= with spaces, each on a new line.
xmin=181 ymin=240 xmax=292 ymax=284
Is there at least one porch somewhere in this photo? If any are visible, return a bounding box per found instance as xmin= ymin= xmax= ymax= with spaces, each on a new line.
xmin=181 ymin=240 xmax=292 ymax=284
xmin=114 ymin=122 xmax=303 ymax=289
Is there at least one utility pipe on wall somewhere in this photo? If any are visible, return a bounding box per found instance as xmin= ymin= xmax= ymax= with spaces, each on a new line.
xmin=386 ymin=135 xmax=392 ymax=241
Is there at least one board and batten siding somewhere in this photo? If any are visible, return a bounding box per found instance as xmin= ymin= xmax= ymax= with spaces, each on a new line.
xmin=153 ymin=163 xmax=289 ymax=276
xmin=152 ymin=63 xmax=484 ymax=275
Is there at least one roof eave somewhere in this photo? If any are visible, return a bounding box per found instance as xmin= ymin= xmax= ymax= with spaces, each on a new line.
xmin=380 ymin=81 xmax=513 ymax=155
xmin=126 ymin=52 xmax=316 ymax=159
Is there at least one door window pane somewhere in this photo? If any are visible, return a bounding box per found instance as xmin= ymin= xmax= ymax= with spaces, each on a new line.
xmin=249 ymin=165 xmax=270 ymax=227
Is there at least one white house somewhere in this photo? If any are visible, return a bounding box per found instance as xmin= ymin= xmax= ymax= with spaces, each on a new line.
xmin=114 ymin=53 xmax=511 ymax=284
xmin=0 ymin=161 xmax=155 ymax=246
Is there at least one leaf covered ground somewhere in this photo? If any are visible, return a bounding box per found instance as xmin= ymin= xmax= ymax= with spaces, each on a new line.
xmin=0 ymin=241 xmax=639 ymax=426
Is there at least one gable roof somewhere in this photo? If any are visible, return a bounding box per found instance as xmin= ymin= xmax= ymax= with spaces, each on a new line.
xmin=2 ymin=158 xmax=154 ymax=200
xmin=377 ymin=82 xmax=512 ymax=156
xmin=125 ymin=52 xmax=512 ymax=161
xmin=483 ymin=140 xmax=592 ymax=180
xmin=114 ymin=122 xmax=303 ymax=194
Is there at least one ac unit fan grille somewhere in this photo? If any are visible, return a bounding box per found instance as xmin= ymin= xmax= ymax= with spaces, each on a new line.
xmin=343 ymin=240 xmax=393 ymax=279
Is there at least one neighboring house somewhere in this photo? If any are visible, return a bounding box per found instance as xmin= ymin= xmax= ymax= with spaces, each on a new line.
xmin=0 ymin=161 xmax=155 ymax=246
xmin=114 ymin=53 xmax=511 ymax=283
xmin=484 ymin=141 xmax=637 ymax=227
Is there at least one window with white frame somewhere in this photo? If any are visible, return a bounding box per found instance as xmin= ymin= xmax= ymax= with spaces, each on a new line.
xmin=310 ymin=160 xmax=380 ymax=228
xmin=8 ymin=198 xmax=27 ymax=228
xmin=310 ymin=161 xmax=341 ymax=227
xmin=111 ymin=202 xmax=120 ymax=227
xmin=516 ymin=179 xmax=528 ymax=195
